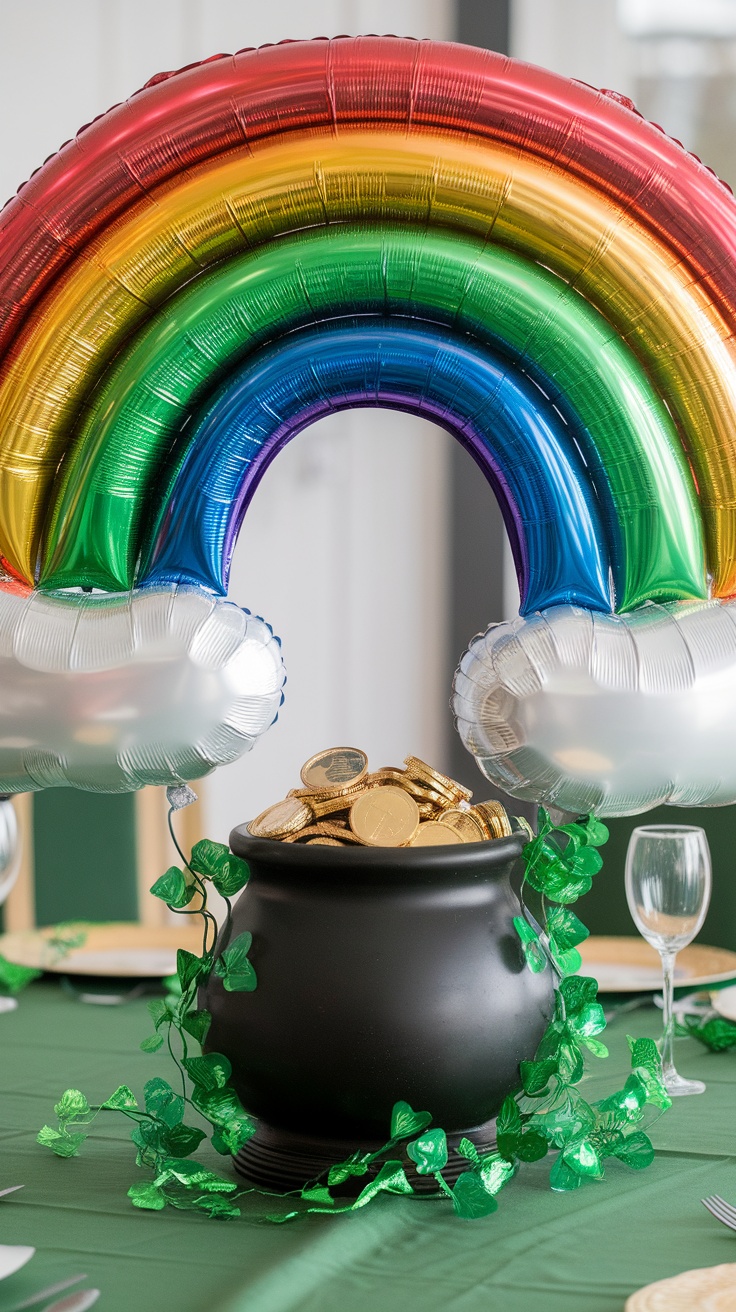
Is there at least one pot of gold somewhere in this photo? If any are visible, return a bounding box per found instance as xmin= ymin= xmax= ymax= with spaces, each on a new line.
xmin=201 ymin=748 xmax=553 ymax=1191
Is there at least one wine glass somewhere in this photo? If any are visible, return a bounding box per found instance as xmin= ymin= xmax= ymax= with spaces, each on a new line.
xmin=625 ymin=825 xmax=711 ymax=1097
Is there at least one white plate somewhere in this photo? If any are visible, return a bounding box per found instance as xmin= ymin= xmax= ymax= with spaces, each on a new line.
xmin=712 ymin=985 xmax=736 ymax=1022
xmin=626 ymin=1263 xmax=736 ymax=1309
xmin=0 ymin=922 xmax=204 ymax=978
xmin=578 ymin=937 xmax=736 ymax=993
xmin=0 ymin=1245 xmax=34 ymax=1281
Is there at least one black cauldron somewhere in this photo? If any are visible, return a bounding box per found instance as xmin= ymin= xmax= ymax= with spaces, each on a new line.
xmin=201 ymin=828 xmax=554 ymax=1189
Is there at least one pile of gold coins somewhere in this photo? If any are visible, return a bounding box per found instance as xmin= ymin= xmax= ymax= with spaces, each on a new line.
xmin=246 ymin=747 xmax=513 ymax=848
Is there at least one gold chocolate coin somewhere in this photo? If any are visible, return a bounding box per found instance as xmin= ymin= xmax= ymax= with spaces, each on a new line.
xmin=474 ymin=800 xmax=513 ymax=839
xmin=404 ymin=756 xmax=473 ymax=803
xmin=306 ymin=837 xmax=344 ymax=846
xmin=300 ymin=747 xmax=368 ymax=792
xmin=248 ymin=796 xmax=313 ymax=839
xmin=310 ymin=790 xmax=365 ymax=819
xmin=350 ymin=786 xmax=420 ymax=847
xmin=442 ymin=809 xmax=486 ymax=843
xmin=410 ymin=821 xmax=465 ymax=846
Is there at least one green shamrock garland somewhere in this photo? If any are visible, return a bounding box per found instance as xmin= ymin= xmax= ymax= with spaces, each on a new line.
xmin=38 ymin=802 xmax=671 ymax=1220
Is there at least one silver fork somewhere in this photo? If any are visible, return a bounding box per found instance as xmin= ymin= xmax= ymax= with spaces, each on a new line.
xmin=702 ymin=1195 xmax=736 ymax=1230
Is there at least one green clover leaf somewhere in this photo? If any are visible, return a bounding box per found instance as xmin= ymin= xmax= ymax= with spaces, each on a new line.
xmin=496 ymin=1095 xmax=522 ymax=1161
xmin=37 ymin=1126 xmax=86 ymax=1157
xmin=390 ymin=1100 xmax=432 ymax=1140
xmin=328 ymin=1153 xmax=370 ymax=1186
xmin=101 ymin=1085 xmax=137 ymax=1111
xmin=457 ymin=1138 xmax=479 ymax=1164
xmin=519 ymin=1056 xmax=558 ymax=1097
xmin=613 ymin=1130 xmax=654 ymax=1171
xmin=478 ymin=1153 xmax=516 ymax=1195
xmin=54 ymin=1089 xmax=90 ymax=1123
xmin=560 ymin=975 xmax=599 ymax=1016
xmin=545 ymin=904 xmax=590 ymax=951
xmin=451 ymin=1171 xmax=499 ymax=1218
xmin=140 ymin=1034 xmax=164 ymax=1053
xmin=181 ymin=1008 xmax=212 ymax=1046
xmin=512 ymin=916 xmax=547 ymax=973
xmin=165 ymin=1124 xmax=207 ymax=1158
xmin=350 ymin=1161 xmax=414 ymax=1207
xmin=301 ymin=1185 xmax=335 ymax=1206
xmin=549 ymin=1155 xmax=583 ymax=1192
xmin=177 ymin=948 xmax=211 ymax=994
xmin=406 ymin=1128 xmax=448 ymax=1174
xmin=516 ymin=1131 xmax=548 ymax=1163
xmin=189 ymin=839 xmax=230 ymax=879
xmin=214 ymin=932 xmax=257 ymax=992
xmin=150 ymin=866 xmax=195 ymax=910
xmin=183 ymin=1052 xmax=232 ymax=1093
xmin=0 ymin=955 xmax=41 ymax=995
xmin=144 ymin=1078 xmax=185 ymax=1127
xmin=682 ymin=1015 xmax=736 ymax=1051
xmin=562 ymin=1137 xmax=604 ymax=1179
xmin=128 ymin=1182 xmax=167 ymax=1211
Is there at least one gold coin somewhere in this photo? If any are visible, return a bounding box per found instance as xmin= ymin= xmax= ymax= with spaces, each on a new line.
xmin=306 ymin=837 xmax=344 ymax=846
xmin=286 ymin=822 xmax=360 ymax=844
xmin=368 ymin=769 xmax=449 ymax=807
xmin=349 ymin=786 xmax=420 ymax=847
xmin=441 ymin=809 xmax=487 ymax=843
xmin=473 ymin=800 xmax=512 ymax=839
xmin=248 ymin=796 xmax=313 ymax=839
xmin=403 ymin=756 xmax=473 ymax=804
xmin=300 ymin=747 xmax=368 ymax=792
xmin=410 ymin=821 xmax=465 ymax=846
xmin=310 ymin=790 xmax=364 ymax=819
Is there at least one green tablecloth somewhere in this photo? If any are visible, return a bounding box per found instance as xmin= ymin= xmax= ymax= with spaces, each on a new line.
xmin=2 ymin=982 xmax=736 ymax=1312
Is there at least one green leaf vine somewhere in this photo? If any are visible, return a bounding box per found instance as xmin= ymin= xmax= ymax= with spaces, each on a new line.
xmin=37 ymin=801 xmax=670 ymax=1220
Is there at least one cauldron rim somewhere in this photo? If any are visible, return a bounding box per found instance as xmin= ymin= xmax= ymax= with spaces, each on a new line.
xmin=229 ymin=825 xmax=524 ymax=884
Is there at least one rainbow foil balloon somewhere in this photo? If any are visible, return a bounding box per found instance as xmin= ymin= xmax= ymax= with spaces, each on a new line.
xmin=3 ymin=36 xmax=736 ymax=810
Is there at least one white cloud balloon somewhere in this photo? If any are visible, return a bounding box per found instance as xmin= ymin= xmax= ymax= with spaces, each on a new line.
xmin=0 ymin=586 xmax=285 ymax=792
xmin=453 ymin=600 xmax=736 ymax=817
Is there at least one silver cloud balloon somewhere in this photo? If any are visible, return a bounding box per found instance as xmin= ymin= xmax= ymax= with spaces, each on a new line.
xmin=0 ymin=585 xmax=285 ymax=791
xmin=453 ymin=600 xmax=736 ymax=817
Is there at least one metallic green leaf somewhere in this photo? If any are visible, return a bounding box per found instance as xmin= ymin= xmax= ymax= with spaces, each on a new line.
xmin=150 ymin=866 xmax=194 ymax=910
xmin=406 ymin=1128 xmax=448 ymax=1174
xmin=562 ymin=1137 xmax=604 ymax=1179
xmin=613 ymin=1131 xmax=654 ymax=1170
xmin=101 ymin=1085 xmax=137 ymax=1111
xmin=140 ymin=1034 xmax=164 ymax=1053
xmin=128 ymin=1182 xmax=167 ymax=1211
xmin=549 ymin=1155 xmax=583 ymax=1192
xmin=54 ymin=1089 xmax=90 ymax=1122
xmin=545 ymin=905 xmax=590 ymax=951
xmin=390 ymin=1101 xmax=432 ymax=1140
xmin=181 ymin=1008 xmax=212 ymax=1046
xmin=144 ymin=1078 xmax=184 ymax=1126
xmin=520 ymin=1057 xmax=558 ymax=1097
xmin=452 ymin=1172 xmax=499 ymax=1219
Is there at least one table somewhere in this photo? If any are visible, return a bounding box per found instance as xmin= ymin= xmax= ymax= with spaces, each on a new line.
xmin=2 ymin=982 xmax=736 ymax=1312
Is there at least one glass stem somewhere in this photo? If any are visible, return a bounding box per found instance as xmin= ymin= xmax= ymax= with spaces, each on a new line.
xmin=660 ymin=949 xmax=677 ymax=1078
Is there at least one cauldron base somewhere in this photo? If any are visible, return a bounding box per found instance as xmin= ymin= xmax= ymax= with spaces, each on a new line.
xmin=234 ymin=1117 xmax=498 ymax=1194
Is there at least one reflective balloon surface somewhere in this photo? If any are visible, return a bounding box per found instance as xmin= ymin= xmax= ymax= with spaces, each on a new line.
xmin=0 ymin=132 xmax=732 ymax=594
xmin=41 ymin=226 xmax=704 ymax=611
xmin=142 ymin=318 xmax=611 ymax=614
xmin=2 ymin=37 xmax=736 ymax=362
xmin=0 ymin=587 xmax=285 ymax=791
xmin=453 ymin=601 xmax=736 ymax=816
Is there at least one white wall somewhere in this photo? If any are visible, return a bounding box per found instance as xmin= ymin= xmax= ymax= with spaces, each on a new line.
xmin=511 ymin=0 xmax=634 ymax=95
xmin=0 ymin=0 xmax=454 ymax=842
